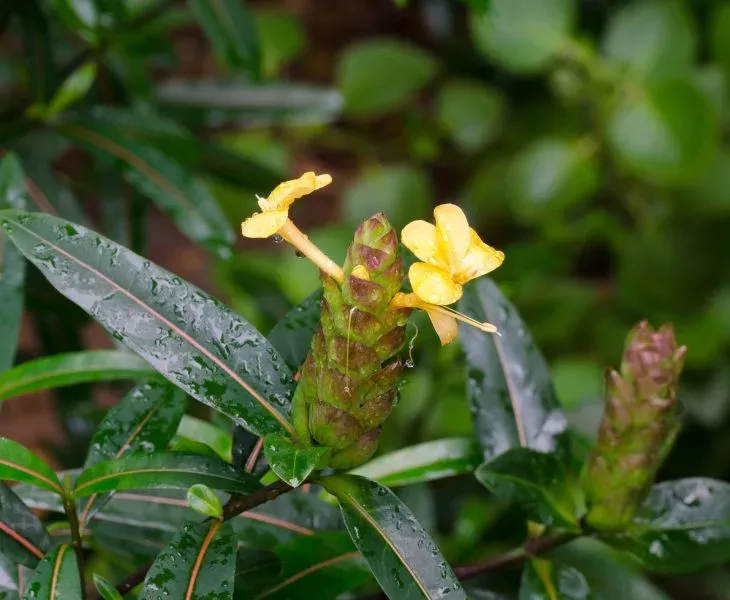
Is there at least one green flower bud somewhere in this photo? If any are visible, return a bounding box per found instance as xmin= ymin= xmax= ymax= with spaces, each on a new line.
xmin=292 ymin=213 xmax=410 ymax=469
xmin=583 ymin=321 xmax=687 ymax=531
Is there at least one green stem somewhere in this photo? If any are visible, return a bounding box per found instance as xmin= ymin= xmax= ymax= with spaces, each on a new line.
xmin=63 ymin=494 xmax=87 ymax=600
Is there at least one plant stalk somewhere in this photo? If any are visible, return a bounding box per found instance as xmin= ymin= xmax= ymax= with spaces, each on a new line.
xmin=63 ymin=495 xmax=87 ymax=600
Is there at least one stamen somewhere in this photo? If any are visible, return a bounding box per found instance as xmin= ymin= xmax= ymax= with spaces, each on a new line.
xmin=390 ymin=293 xmax=497 ymax=334
xmin=433 ymin=304 xmax=498 ymax=333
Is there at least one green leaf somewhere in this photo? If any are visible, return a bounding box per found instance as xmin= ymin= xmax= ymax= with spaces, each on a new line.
xmin=54 ymin=117 xmax=235 ymax=257
xmin=23 ymin=544 xmax=81 ymax=600
xmin=0 ymin=351 xmax=158 ymax=403
xmin=553 ymin=538 xmax=670 ymax=600
xmin=267 ymin=290 xmax=322 ymax=372
xmin=92 ymin=573 xmax=123 ymax=600
xmin=436 ymin=79 xmax=504 ymax=153
xmin=44 ymin=63 xmax=96 ymax=119
xmin=337 ymin=39 xmax=438 ymax=117
xmin=520 ymin=558 xmax=591 ymax=600
xmin=614 ymin=478 xmax=730 ymax=573
xmin=256 ymin=10 xmax=305 ymax=77
xmin=606 ymin=79 xmax=718 ymax=185
xmin=351 ymin=438 xmax=481 ymax=488
xmin=321 ymin=474 xmax=466 ymax=600
xmin=263 ymin=435 xmax=328 ymax=488
xmin=711 ymin=3 xmax=730 ymax=82
xmin=85 ymin=382 xmax=186 ymax=467
xmin=457 ymin=278 xmax=570 ymax=462
xmin=176 ymin=415 xmax=233 ymax=462
xmin=139 ymin=520 xmax=235 ymax=599
xmin=475 ymin=448 xmax=579 ymax=528
xmin=470 ymin=0 xmax=575 ymax=73
xmin=0 ymin=438 xmax=63 ymax=495
xmin=244 ymin=531 xmax=371 ymax=600
xmin=50 ymin=0 xmax=98 ymax=41
xmin=17 ymin=2 xmax=55 ymax=106
xmin=508 ymin=137 xmax=600 ymax=222
xmin=72 ymin=452 xmax=260 ymax=498
xmin=602 ymin=0 xmax=695 ymax=81
xmin=0 ymin=211 xmax=295 ymax=437
xmin=343 ymin=166 xmax=432 ymax=232
xmin=0 ymin=153 xmax=27 ymax=373
xmin=189 ymin=0 xmax=260 ymax=77
xmin=187 ymin=483 xmax=223 ymax=518
xmin=0 ymin=483 xmax=51 ymax=566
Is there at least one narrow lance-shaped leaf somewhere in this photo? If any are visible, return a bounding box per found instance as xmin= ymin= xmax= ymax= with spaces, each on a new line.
xmin=22 ymin=544 xmax=81 ymax=600
xmin=80 ymin=382 xmax=187 ymax=523
xmin=139 ymin=520 xmax=236 ymax=600
xmin=92 ymin=574 xmax=123 ymax=600
xmin=54 ymin=117 xmax=235 ymax=258
xmin=0 ymin=438 xmax=63 ymax=495
xmin=72 ymin=452 xmax=260 ymax=498
xmin=321 ymin=474 xmax=467 ymax=600
xmin=615 ymin=478 xmax=730 ymax=573
xmin=44 ymin=62 xmax=96 ymax=119
xmin=188 ymin=0 xmax=260 ymax=76
xmin=0 ymin=211 xmax=295 ymax=437
xmin=0 ymin=351 xmax=159 ymax=403
xmin=0 ymin=153 xmax=27 ymax=372
xmin=351 ymin=438 xmax=482 ymax=488
xmin=243 ymin=532 xmax=371 ymax=600
xmin=457 ymin=278 xmax=570 ymax=462
xmin=267 ymin=290 xmax=323 ymax=372
xmin=519 ymin=558 xmax=591 ymax=600
xmin=0 ymin=483 xmax=51 ymax=567
xmin=475 ymin=447 xmax=580 ymax=529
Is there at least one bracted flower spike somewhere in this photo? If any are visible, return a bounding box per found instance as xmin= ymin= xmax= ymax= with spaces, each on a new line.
xmin=392 ymin=203 xmax=505 ymax=345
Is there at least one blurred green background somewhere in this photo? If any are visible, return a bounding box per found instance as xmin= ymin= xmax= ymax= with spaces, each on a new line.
xmin=3 ymin=0 xmax=730 ymax=597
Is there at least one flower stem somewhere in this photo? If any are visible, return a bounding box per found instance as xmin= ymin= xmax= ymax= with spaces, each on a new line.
xmin=279 ymin=219 xmax=344 ymax=282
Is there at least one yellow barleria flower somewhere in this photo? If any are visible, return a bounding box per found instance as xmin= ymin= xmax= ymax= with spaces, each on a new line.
xmin=394 ymin=203 xmax=504 ymax=345
xmin=241 ymin=171 xmax=332 ymax=239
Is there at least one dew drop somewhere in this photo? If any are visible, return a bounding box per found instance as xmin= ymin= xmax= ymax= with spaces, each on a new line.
xmin=272 ymin=234 xmax=284 ymax=244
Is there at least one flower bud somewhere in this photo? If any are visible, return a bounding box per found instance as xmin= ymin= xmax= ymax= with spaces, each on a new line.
xmin=582 ymin=321 xmax=687 ymax=531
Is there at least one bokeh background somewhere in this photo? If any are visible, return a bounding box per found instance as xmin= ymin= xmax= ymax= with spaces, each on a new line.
xmin=2 ymin=0 xmax=730 ymax=597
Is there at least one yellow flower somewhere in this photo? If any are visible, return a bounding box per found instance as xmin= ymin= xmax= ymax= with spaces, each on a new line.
xmin=395 ymin=203 xmax=504 ymax=345
xmin=241 ymin=171 xmax=332 ymax=239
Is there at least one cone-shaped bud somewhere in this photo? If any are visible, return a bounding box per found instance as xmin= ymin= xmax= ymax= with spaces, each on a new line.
xmin=292 ymin=213 xmax=410 ymax=469
xmin=582 ymin=321 xmax=687 ymax=531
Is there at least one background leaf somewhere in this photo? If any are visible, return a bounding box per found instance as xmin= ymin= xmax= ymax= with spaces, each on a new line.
xmin=23 ymin=544 xmax=81 ymax=600
xmin=457 ymin=278 xmax=570 ymax=462
xmin=351 ymin=438 xmax=481 ymax=488
xmin=0 ymin=351 xmax=158 ymax=403
xmin=0 ymin=483 xmax=51 ymax=567
xmin=0 ymin=211 xmax=295 ymax=437
xmin=0 ymin=438 xmax=63 ymax=495
xmin=72 ymin=452 xmax=260 ymax=498
xmin=175 ymin=415 xmax=233 ymax=462
xmin=519 ymin=558 xmax=591 ymax=600
xmin=93 ymin=573 xmax=123 ymax=600
xmin=266 ymin=290 xmax=322 ymax=372
xmin=322 ymin=474 xmax=466 ymax=600
xmin=139 ymin=520 xmax=236 ymax=600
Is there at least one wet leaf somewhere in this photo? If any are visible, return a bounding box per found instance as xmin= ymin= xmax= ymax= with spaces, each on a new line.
xmin=176 ymin=415 xmax=232 ymax=462
xmin=189 ymin=0 xmax=260 ymax=77
xmin=72 ymin=452 xmax=261 ymax=498
xmin=457 ymin=278 xmax=570 ymax=462
xmin=351 ymin=438 xmax=481 ymax=488
xmin=614 ymin=478 xmax=730 ymax=573
xmin=0 ymin=438 xmax=63 ymax=495
xmin=0 ymin=153 xmax=28 ymax=373
xmin=0 ymin=351 xmax=158 ymax=403
xmin=263 ymin=435 xmax=328 ymax=488
xmin=187 ymin=484 xmax=223 ymax=518
xmin=22 ymin=544 xmax=81 ymax=600
xmin=80 ymin=382 xmax=187 ymax=523
xmin=321 ymin=474 xmax=466 ymax=600
xmin=519 ymin=558 xmax=591 ymax=600
xmin=267 ymin=290 xmax=322 ymax=372
xmin=54 ymin=118 xmax=235 ymax=257
xmin=244 ymin=531 xmax=370 ymax=600
xmin=139 ymin=520 xmax=236 ymax=599
xmin=92 ymin=573 xmax=123 ymax=600
xmin=0 ymin=211 xmax=295 ymax=437
xmin=475 ymin=447 xmax=580 ymax=528
xmin=0 ymin=483 xmax=51 ymax=567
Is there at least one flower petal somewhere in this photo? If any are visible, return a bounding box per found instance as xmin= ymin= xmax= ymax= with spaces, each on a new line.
xmin=241 ymin=210 xmax=288 ymax=238
xmin=434 ymin=204 xmax=471 ymax=270
xmin=456 ymin=229 xmax=505 ymax=283
xmin=266 ymin=172 xmax=332 ymax=210
xmin=401 ymin=220 xmax=449 ymax=269
xmin=408 ymin=262 xmax=463 ymax=306
xmin=425 ymin=309 xmax=459 ymax=346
